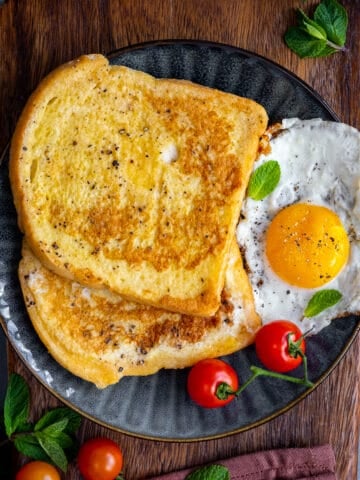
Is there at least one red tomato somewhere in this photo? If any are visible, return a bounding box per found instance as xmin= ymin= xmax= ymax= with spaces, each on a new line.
xmin=187 ymin=358 xmax=239 ymax=408
xmin=255 ymin=320 xmax=305 ymax=373
xmin=77 ymin=437 xmax=123 ymax=480
xmin=16 ymin=461 xmax=60 ymax=480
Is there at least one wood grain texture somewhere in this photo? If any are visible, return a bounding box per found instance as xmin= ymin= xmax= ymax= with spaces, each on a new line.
xmin=0 ymin=0 xmax=359 ymax=479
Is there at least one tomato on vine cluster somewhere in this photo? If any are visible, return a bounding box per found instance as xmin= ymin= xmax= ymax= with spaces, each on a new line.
xmin=187 ymin=320 xmax=310 ymax=409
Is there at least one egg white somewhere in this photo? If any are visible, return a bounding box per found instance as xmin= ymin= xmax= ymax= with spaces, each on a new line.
xmin=237 ymin=118 xmax=360 ymax=334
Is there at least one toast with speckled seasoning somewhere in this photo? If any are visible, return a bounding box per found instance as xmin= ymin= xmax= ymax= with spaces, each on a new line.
xmin=19 ymin=240 xmax=261 ymax=388
xmin=10 ymin=54 xmax=268 ymax=316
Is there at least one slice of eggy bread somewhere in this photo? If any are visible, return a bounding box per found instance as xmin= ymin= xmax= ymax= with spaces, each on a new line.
xmin=19 ymin=239 xmax=261 ymax=388
xmin=10 ymin=54 xmax=268 ymax=316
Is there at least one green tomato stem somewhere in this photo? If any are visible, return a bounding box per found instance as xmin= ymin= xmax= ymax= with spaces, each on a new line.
xmin=247 ymin=366 xmax=314 ymax=388
xmin=216 ymin=346 xmax=313 ymax=401
xmin=216 ymin=365 xmax=313 ymax=400
xmin=296 ymin=349 xmax=311 ymax=386
xmin=287 ymin=330 xmax=313 ymax=386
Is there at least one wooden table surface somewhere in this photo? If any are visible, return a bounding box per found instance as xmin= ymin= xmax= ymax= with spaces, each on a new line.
xmin=1 ymin=1 xmax=359 ymax=478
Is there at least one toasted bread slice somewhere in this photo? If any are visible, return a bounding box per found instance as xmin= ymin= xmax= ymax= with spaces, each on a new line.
xmin=10 ymin=54 xmax=268 ymax=316
xmin=19 ymin=239 xmax=261 ymax=388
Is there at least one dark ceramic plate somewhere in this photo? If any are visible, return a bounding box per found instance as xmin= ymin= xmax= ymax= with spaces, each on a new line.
xmin=0 ymin=41 xmax=359 ymax=441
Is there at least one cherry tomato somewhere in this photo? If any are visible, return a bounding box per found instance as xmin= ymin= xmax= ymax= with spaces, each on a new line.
xmin=16 ymin=461 xmax=60 ymax=480
xmin=255 ymin=320 xmax=305 ymax=373
xmin=187 ymin=358 xmax=239 ymax=408
xmin=77 ymin=437 xmax=123 ymax=480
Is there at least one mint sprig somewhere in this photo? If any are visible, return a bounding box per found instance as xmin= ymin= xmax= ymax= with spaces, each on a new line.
xmin=2 ymin=374 xmax=82 ymax=472
xmin=247 ymin=160 xmax=281 ymax=200
xmin=284 ymin=0 xmax=348 ymax=58
xmin=186 ymin=465 xmax=230 ymax=480
xmin=304 ymin=289 xmax=342 ymax=317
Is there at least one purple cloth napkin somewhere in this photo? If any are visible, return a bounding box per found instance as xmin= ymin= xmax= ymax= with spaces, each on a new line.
xmin=149 ymin=445 xmax=337 ymax=479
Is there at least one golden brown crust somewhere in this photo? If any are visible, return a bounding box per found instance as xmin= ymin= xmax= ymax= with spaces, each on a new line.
xmin=19 ymin=239 xmax=261 ymax=388
xmin=11 ymin=54 xmax=268 ymax=316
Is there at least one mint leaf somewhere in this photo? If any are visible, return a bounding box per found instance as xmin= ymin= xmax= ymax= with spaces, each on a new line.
xmin=59 ymin=409 xmax=82 ymax=434
xmin=53 ymin=431 xmax=75 ymax=449
xmin=304 ymin=289 xmax=342 ymax=317
xmin=36 ymin=433 xmax=68 ymax=472
xmin=186 ymin=465 xmax=230 ymax=480
xmin=297 ymin=9 xmax=327 ymax=40
xmin=14 ymin=434 xmax=52 ymax=463
xmin=4 ymin=373 xmax=30 ymax=437
xmin=314 ymin=0 xmax=348 ymax=46
xmin=39 ymin=418 xmax=69 ymax=437
xmin=35 ymin=407 xmax=81 ymax=434
xmin=285 ymin=26 xmax=336 ymax=58
xmin=248 ymin=160 xmax=281 ymax=200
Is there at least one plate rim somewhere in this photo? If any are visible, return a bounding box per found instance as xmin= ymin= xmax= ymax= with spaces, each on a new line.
xmin=1 ymin=39 xmax=358 ymax=442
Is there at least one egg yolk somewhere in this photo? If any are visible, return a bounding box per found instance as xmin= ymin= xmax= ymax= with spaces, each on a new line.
xmin=265 ymin=203 xmax=350 ymax=288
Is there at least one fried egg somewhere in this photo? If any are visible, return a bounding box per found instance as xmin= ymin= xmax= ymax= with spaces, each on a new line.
xmin=237 ymin=118 xmax=360 ymax=334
